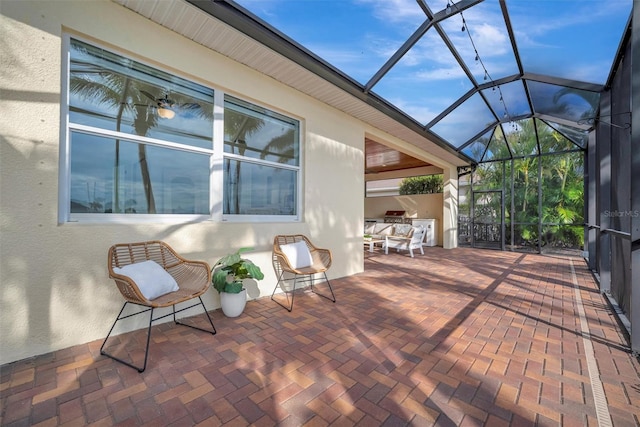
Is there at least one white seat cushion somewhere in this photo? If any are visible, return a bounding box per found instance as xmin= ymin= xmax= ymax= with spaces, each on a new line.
xmin=113 ymin=260 xmax=179 ymax=300
xmin=280 ymin=240 xmax=313 ymax=269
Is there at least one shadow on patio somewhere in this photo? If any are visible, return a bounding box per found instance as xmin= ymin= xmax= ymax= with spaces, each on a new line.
xmin=2 ymin=247 xmax=639 ymax=426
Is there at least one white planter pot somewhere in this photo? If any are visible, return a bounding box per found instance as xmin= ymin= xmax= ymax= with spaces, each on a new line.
xmin=220 ymin=288 xmax=247 ymax=317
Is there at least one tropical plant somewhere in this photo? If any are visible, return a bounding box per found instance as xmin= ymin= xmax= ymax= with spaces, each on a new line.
xmin=211 ymin=248 xmax=265 ymax=294
xmin=399 ymin=174 xmax=443 ymax=195
xmin=464 ymin=118 xmax=585 ymax=250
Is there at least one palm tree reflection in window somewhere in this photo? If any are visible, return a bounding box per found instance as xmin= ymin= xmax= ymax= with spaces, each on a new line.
xmin=224 ymin=111 xmax=264 ymax=214
xmin=223 ymin=113 xmax=298 ymax=215
xmin=70 ymin=57 xmax=210 ymax=213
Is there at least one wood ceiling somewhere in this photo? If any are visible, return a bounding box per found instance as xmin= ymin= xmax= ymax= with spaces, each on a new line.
xmin=365 ymin=138 xmax=431 ymax=174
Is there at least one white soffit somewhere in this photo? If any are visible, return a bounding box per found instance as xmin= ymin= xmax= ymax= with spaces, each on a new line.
xmin=112 ymin=0 xmax=468 ymax=167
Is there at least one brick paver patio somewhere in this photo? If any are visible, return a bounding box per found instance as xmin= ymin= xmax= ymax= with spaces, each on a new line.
xmin=2 ymin=247 xmax=639 ymax=426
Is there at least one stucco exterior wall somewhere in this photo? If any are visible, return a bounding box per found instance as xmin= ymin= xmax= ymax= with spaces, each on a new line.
xmin=0 ymin=0 xmax=365 ymax=365
xmin=0 ymin=0 xmax=457 ymax=365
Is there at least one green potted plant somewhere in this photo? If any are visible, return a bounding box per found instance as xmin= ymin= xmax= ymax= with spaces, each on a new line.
xmin=212 ymin=247 xmax=264 ymax=317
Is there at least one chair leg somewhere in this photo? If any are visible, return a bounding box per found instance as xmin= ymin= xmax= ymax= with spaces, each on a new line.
xmin=100 ymin=302 xmax=153 ymax=373
xmin=311 ymin=272 xmax=336 ymax=303
xmin=271 ymin=271 xmax=296 ymax=312
xmin=174 ymin=297 xmax=217 ymax=335
xmin=101 ymin=298 xmax=216 ymax=372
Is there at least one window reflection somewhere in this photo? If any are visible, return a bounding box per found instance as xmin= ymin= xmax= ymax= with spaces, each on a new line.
xmin=66 ymin=38 xmax=300 ymax=220
xmin=224 ymin=96 xmax=299 ymax=166
xmin=223 ymin=160 xmax=297 ymax=215
xmin=545 ymin=120 xmax=589 ymax=148
xmin=536 ymin=119 xmax=579 ymax=154
xmin=70 ymin=132 xmax=210 ymax=214
xmin=527 ymin=80 xmax=599 ymax=124
xmin=462 ymin=137 xmax=490 ymax=162
xmin=69 ymin=39 xmax=214 ymax=149
xmin=481 ymin=81 xmax=531 ymax=119
xmin=431 ymin=93 xmax=496 ymax=147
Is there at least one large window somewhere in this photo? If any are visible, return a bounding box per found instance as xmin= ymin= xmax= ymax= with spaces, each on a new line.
xmin=61 ymin=38 xmax=300 ymax=222
xmin=223 ymin=97 xmax=299 ymax=216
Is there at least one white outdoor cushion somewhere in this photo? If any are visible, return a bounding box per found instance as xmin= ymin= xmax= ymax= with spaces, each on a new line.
xmin=393 ymin=224 xmax=414 ymax=237
xmin=372 ymin=223 xmax=394 ymax=236
xmin=280 ymin=240 xmax=313 ymax=269
xmin=113 ymin=260 xmax=179 ymax=300
xmin=411 ymin=226 xmax=426 ymax=242
xmin=364 ymin=222 xmax=377 ymax=234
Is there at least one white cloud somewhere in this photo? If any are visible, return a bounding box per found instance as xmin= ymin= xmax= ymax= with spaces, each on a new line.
xmin=354 ymin=0 xmax=425 ymax=26
xmin=415 ymin=65 xmax=466 ymax=81
xmin=473 ymin=23 xmax=509 ymax=56
xmin=387 ymin=98 xmax=440 ymax=124
xmin=509 ymin=0 xmax=630 ymax=48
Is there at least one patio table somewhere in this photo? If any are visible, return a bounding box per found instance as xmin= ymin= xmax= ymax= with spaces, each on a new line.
xmin=364 ymin=238 xmax=385 ymax=252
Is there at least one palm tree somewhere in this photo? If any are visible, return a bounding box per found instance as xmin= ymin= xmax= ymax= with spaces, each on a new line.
xmin=468 ymin=117 xmax=585 ymax=250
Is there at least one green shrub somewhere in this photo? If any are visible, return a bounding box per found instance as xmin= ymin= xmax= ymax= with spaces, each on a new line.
xmin=399 ymin=175 xmax=443 ymax=195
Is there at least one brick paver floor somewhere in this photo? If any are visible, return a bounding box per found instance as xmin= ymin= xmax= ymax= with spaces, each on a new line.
xmin=2 ymin=247 xmax=639 ymax=426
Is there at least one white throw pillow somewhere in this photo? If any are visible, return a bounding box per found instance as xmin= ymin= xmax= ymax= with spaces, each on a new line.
xmin=113 ymin=260 xmax=179 ymax=300
xmin=280 ymin=240 xmax=313 ymax=269
xmin=393 ymin=224 xmax=413 ymax=237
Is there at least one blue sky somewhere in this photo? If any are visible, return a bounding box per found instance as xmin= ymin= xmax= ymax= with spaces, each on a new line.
xmin=233 ymin=0 xmax=631 ymax=129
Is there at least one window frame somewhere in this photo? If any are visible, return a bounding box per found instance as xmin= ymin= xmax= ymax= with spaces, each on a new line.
xmin=59 ymin=35 xmax=302 ymax=224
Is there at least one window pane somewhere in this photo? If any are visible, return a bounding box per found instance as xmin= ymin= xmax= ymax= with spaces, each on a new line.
xmin=69 ymin=39 xmax=214 ymax=149
xmin=366 ymin=178 xmax=402 ymax=197
xmin=484 ymin=126 xmax=511 ymax=161
xmin=480 ymin=81 xmax=531 ymax=119
xmin=544 ymin=120 xmax=589 ymax=148
xmin=224 ymin=97 xmax=299 ymax=166
xmin=536 ymin=119 xmax=579 ymax=154
xmin=375 ymin=30 xmax=474 ymax=126
xmin=505 ymin=119 xmax=539 ymax=157
xmin=431 ymin=93 xmax=497 ymax=148
xmin=70 ymin=132 xmax=210 ymax=214
xmin=224 ymin=159 xmax=297 ymax=216
xmin=462 ymin=130 xmax=491 ymax=162
xmin=527 ymin=80 xmax=599 ymax=124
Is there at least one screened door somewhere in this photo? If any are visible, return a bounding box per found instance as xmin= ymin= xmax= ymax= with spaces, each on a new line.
xmin=472 ymin=190 xmax=504 ymax=250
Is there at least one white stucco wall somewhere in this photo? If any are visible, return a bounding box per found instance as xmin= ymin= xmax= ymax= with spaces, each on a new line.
xmin=0 ymin=0 xmax=457 ymax=365
xmin=0 ymin=0 xmax=365 ymax=365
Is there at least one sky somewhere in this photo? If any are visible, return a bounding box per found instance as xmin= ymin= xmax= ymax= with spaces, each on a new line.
xmin=232 ymin=0 xmax=631 ymax=135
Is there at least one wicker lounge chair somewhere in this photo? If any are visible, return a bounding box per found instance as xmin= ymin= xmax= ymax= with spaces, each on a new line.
xmin=271 ymin=235 xmax=336 ymax=311
xmin=101 ymin=241 xmax=216 ymax=372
